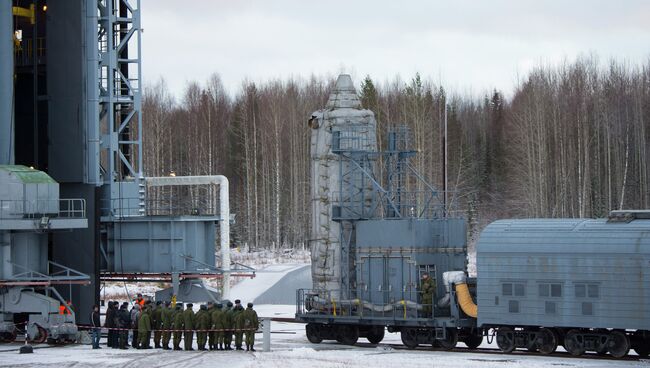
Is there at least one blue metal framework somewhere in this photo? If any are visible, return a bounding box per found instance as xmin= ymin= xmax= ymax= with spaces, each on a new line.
xmin=330 ymin=126 xmax=448 ymax=299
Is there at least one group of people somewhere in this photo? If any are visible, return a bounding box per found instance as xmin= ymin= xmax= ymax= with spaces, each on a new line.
xmin=96 ymin=294 xmax=259 ymax=352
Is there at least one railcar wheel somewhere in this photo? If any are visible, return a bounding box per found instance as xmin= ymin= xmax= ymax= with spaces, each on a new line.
xmin=28 ymin=325 xmax=47 ymax=344
xmin=305 ymin=323 xmax=323 ymax=344
xmin=537 ymin=328 xmax=558 ymax=355
xmin=631 ymin=331 xmax=650 ymax=358
xmin=366 ymin=327 xmax=385 ymax=344
xmin=0 ymin=330 xmax=17 ymax=343
xmin=496 ymin=327 xmax=515 ymax=353
xmin=634 ymin=345 xmax=650 ymax=358
xmin=595 ymin=347 xmax=608 ymax=356
xmin=564 ymin=329 xmax=585 ymax=356
xmin=607 ymin=331 xmax=630 ymax=358
xmin=401 ymin=328 xmax=419 ymax=349
xmin=336 ymin=325 xmax=358 ymax=346
xmin=463 ymin=334 xmax=483 ymax=349
xmin=438 ymin=328 xmax=458 ymax=350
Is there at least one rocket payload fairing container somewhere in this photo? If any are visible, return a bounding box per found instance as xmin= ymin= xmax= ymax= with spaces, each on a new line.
xmin=308 ymin=74 xmax=377 ymax=297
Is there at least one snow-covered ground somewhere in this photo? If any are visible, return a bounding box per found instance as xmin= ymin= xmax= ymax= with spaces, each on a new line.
xmin=0 ymin=316 xmax=644 ymax=368
xmin=1 ymin=262 xmax=646 ymax=367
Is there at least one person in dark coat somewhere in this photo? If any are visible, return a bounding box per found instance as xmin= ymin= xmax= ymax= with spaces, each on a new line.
xmin=117 ymin=303 xmax=131 ymax=349
xmin=130 ymin=304 xmax=141 ymax=348
xmin=90 ymin=305 xmax=101 ymax=349
xmin=104 ymin=301 xmax=116 ymax=348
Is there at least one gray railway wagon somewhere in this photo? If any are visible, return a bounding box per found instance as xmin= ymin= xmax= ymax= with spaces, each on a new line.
xmin=476 ymin=212 xmax=650 ymax=357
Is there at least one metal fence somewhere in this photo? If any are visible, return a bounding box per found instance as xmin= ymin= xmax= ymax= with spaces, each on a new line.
xmin=0 ymin=199 xmax=86 ymax=220
xmin=100 ymin=197 xmax=220 ymax=218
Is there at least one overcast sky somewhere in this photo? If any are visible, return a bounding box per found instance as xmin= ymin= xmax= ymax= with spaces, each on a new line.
xmin=140 ymin=0 xmax=650 ymax=99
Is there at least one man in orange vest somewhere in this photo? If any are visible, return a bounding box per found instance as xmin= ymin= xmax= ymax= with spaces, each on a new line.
xmin=59 ymin=301 xmax=73 ymax=315
xmin=136 ymin=294 xmax=145 ymax=307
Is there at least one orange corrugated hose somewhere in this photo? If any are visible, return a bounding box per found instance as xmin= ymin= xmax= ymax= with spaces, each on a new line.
xmin=455 ymin=283 xmax=478 ymax=318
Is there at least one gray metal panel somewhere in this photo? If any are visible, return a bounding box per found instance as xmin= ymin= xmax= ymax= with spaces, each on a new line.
xmin=11 ymin=233 xmax=47 ymax=276
xmin=356 ymin=219 xmax=467 ymax=306
xmin=52 ymin=184 xmax=99 ymax=325
xmin=108 ymin=216 xmax=217 ymax=273
xmin=356 ymin=219 xmax=467 ymax=249
xmin=0 ymin=0 xmax=13 ymax=165
xmin=476 ymin=218 xmax=650 ymax=330
xmin=47 ymin=0 xmax=86 ymax=183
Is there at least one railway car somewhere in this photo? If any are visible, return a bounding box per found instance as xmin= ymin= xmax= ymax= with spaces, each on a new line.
xmin=476 ymin=211 xmax=650 ymax=358
xmin=296 ymin=74 xmax=649 ymax=359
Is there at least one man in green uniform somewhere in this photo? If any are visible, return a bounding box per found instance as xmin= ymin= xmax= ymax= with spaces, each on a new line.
xmin=137 ymin=305 xmax=152 ymax=349
xmin=152 ymin=301 xmax=163 ymax=348
xmin=183 ymin=303 xmax=196 ymax=351
xmin=206 ymin=302 xmax=215 ymax=350
xmin=161 ymin=301 xmax=172 ymax=350
xmin=242 ymin=302 xmax=259 ymax=351
xmin=196 ymin=304 xmax=211 ymax=350
xmin=172 ymin=303 xmax=184 ymax=350
xmin=232 ymin=299 xmax=245 ymax=350
xmin=211 ymin=303 xmax=224 ymax=350
xmin=420 ymin=272 xmax=436 ymax=317
xmin=222 ymin=301 xmax=233 ymax=350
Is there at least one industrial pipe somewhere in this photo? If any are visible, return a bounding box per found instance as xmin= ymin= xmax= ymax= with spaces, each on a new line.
xmin=145 ymin=175 xmax=231 ymax=299
xmin=454 ymin=283 xmax=478 ymax=318
xmin=440 ymin=271 xmax=478 ymax=318
xmin=0 ymin=0 xmax=14 ymax=165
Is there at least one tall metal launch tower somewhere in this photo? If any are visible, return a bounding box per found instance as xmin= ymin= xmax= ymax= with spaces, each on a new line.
xmin=0 ymin=0 xmax=246 ymax=342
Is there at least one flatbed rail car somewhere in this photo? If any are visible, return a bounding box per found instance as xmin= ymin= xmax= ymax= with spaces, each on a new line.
xmin=296 ymin=276 xmax=482 ymax=349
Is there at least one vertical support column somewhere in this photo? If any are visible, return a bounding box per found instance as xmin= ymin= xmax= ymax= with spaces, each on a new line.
xmin=262 ymin=318 xmax=270 ymax=352
xmin=220 ymin=180 xmax=231 ymax=300
xmin=171 ymin=272 xmax=180 ymax=298
xmin=85 ymin=0 xmax=100 ymax=184
xmin=0 ymin=0 xmax=14 ymax=165
xmin=1 ymin=232 xmax=12 ymax=279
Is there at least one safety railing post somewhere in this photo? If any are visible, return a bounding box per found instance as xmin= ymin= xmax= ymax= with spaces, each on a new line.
xmin=262 ymin=318 xmax=271 ymax=352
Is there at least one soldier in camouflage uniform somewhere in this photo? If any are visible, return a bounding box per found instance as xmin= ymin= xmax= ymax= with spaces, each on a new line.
xmin=222 ymin=301 xmax=234 ymax=350
xmin=232 ymin=300 xmax=245 ymax=350
xmin=242 ymin=302 xmax=259 ymax=351
xmin=161 ymin=301 xmax=172 ymax=350
xmin=137 ymin=305 xmax=152 ymax=349
xmin=211 ymin=303 xmax=225 ymax=350
xmin=152 ymin=301 xmax=163 ymax=348
xmin=420 ymin=272 xmax=436 ymax=317
xmin=172 ymin=303 xmax=184 ymax=350
xmin=183 ymin=303 xmax=196 ymax=351
xmin=196 ymin=304 xmax=211 ymax=350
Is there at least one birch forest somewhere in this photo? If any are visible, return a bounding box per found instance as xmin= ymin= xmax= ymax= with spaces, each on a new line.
xmin=142 ymin=57 xmax=650 ymax=249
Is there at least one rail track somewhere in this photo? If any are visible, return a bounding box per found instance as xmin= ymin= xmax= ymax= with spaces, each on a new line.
xmin=269 ymin=318 xmax=646 ymax=362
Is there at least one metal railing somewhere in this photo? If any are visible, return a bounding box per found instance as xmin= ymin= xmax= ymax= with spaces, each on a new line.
xmin=0 ymin=199 xmax=86 ymax=220
xmin=331 ymin=190 xmax=449 ymax=220
xmin=332 ymin=129 xmax=376 ymax=152
xmin=296 ymin=288 xmax=437 ymax=321
xmin=100 ymin=197 xmax=220 ymax=218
